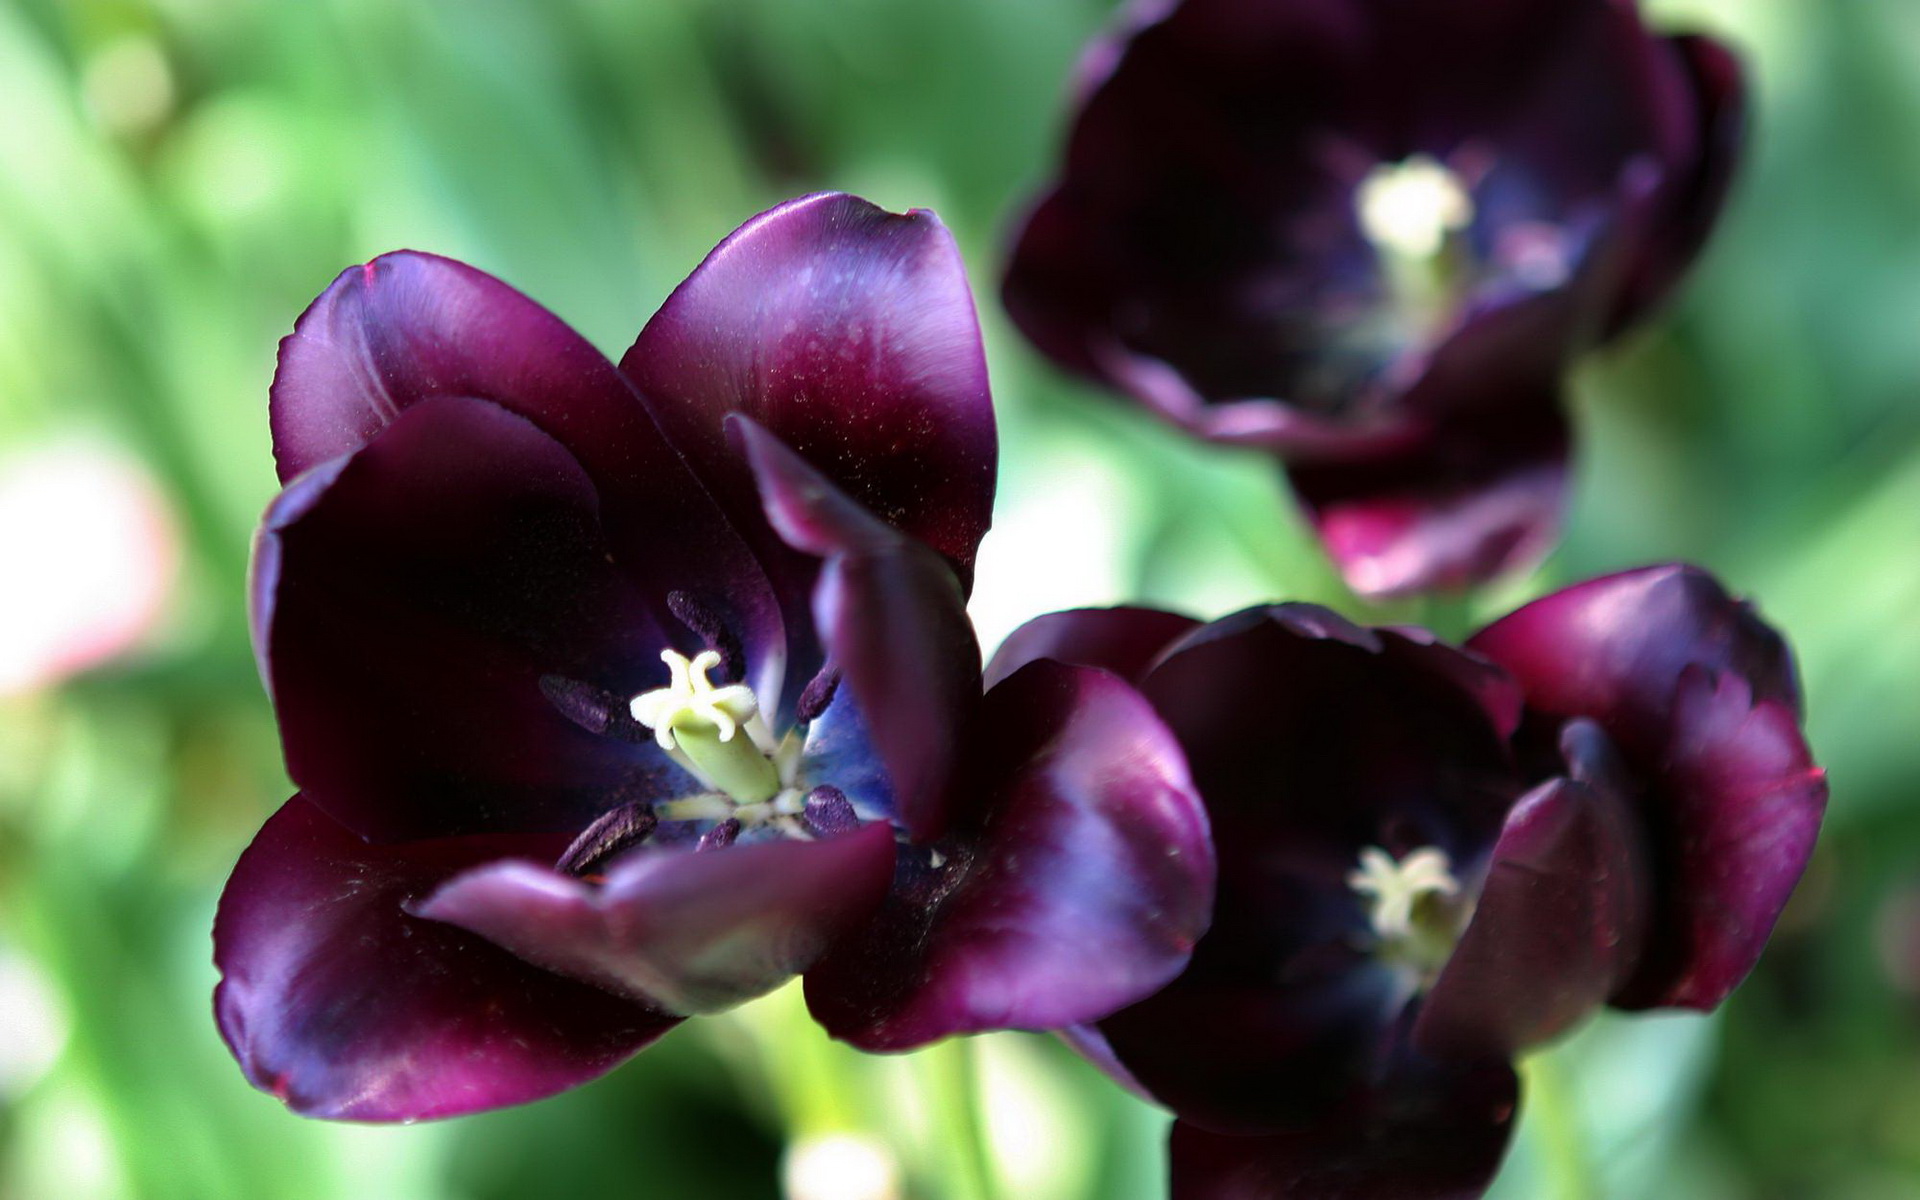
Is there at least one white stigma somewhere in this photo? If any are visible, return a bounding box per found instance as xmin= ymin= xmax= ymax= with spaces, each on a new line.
xmin=630 ymin=649 xmax=760 ymax=752
xmin=1356 ymin=156 xmax=1474 ymax=260
xmin=1347 ymin=845 xmax=1461 ymax=942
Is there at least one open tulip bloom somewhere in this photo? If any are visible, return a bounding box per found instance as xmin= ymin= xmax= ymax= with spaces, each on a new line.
xmin=1003 ymin=0 xmax=1745 ymax=598
xmin=989 ymin=565 xmax=1825 ymax=1198
xmin=215 ymin=193 xmax=1216 ymax=1121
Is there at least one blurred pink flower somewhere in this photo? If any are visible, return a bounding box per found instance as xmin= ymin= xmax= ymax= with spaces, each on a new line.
xmin=0 ymin=440 xmax=180 ymax=695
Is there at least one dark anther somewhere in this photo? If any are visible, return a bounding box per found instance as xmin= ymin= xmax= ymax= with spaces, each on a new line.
xmin=797 ymin=665 xmax=841 ymax=722
xmin=668 ymin=590 xmax=743 ymax=680
xmin=540 ymin=675 xmax=657 ymax=744
xmin=697 ymin=818 xmax=741 ymax=851
xmin=803 ymin=786 xmax=859 ymax=836
xmin=555 ymin=802 xmax=658 ymax=877
xmin=539 ymin=675 xmax=613 ymax=734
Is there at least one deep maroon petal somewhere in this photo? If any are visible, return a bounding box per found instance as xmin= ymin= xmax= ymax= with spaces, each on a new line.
xmin=1376 ymin=626 xmax=1525 ymax=742
xmin=415 ymin=824 xmax=898 ymax=1016
xmin=1099 ymin=949 xmax=1405 ymax=1135
xmin=1469 ymin=565 xmax=1823 ymax=1010
xmin=1169 ymin=1055 xmax=1520 ymax=1200
xmin=270 ymin=250 xmax=781 ymax=695
xmin=805 ymin=660 xmax=1212 ymax=1050
xmin=983 ymin=606 xmax=1200 ymax=689
xmin=1140 ymin=606 xmax=1519 ymax=854
xmin=740 ymin=418 xmax=981 ymax=842
xmin=213 ymin=796 xmax=677 ymax=1122
xmin=256 ymin=394 xmax=685 ymax=842
xmin=1614 ymin=666 xmax=1826 ymax=1010
xmin=1291 ymin=401 xmax=1568 ymax=598
xmin=1417 ymin=722 xmax=1650 ymax=1060
xmin=1603 ymin=35 xmax=1748 ymax=335
xmin=622 ymin=193 xmax=996 ymax=592
xmin=1468 ymin=564 xmax=1802 ymax=740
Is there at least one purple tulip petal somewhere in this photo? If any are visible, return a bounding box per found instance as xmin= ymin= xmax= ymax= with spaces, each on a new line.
xmin=1168 ymin=1054 xmax=1520 ymax=1200
xmin=983 ymin=606 xmax=1200 ymax=689
xmin=1468 ymin=563 xmax=1803 ymax=742
xmin=269 ymin=253 xmax=778 ymax=678
xmin=1604 ymin=35 xmax=1748 ymax=334
xmin=622 ymin=193 xmax=996 ymax=594
xmin=1417 ymin=722 xmax=1650 ymax=1059
xmin=1100 ymin=948 xmax=1406 ymax=1135
xmin=213 ymin=796 xmax=678 ymax=1122
xmin=1376 ymin=626 xmax=1526 ymax=742
xmin=1140 ymin=607 xmax=1519 ymax=851
xmin=256 ymin=394 xmax=696 ymax=842
xmin=1290 ymin=383 xmax=1568 ymax=600
xmin=416 ymin=823 xmax=899 ymax=1016
xmin=805 ymin=660 xmax=1213 ymax=1050
xmin=1615 ymin=666 xmax=1826 ymax=1009
xmin=739 ymin=418 xmax=981 ymax=842
xmin=1469 ymin=565 xmax=1823 ymax=1010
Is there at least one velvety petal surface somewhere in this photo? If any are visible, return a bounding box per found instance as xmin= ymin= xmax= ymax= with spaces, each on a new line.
xmin=805 ymin=660 xmax=1212 ymax=1050
xmin=1169 ymin=1053 xmax=1520 ymax=1200
xmin=415 ymin=823 xmax=899 ymax=1016
xmin=1141 ymin=605 xmax=1520 ymax=855
xmin=1469 ymin=563 xmax=1802 ymax=739
xmin=1617 ymin=666 xmax=1826 ymax=1009
xmin=622 ymin=193 xmax=996 ymax=592
xmin=1417 ymin=722 xmax=1650 ymax=1059
xmin=256 ymin=394 xmax=684 ymax=842
xmin=1470 ymin=565 xmax=1824 ymax=1010
xmin=741 ymin=418 xmax=981 ymax=841
xmin=214 ymin=796 xmax=677 ymax=1122
xmin=1291 ymin=401 xmax=1569 ymax=598
xmin=983 ymin=605 xmax=1199 ymax=688
xmin=270 ymin=251 xmax=777 ymax=682
xmin=1603 ymin=35 xmax=1748 ymax=335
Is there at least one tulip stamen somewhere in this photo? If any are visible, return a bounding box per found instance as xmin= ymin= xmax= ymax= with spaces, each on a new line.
xmin=555 ymin=801 xmax=660 ymax=878
xmin=1348 ymin=845 xmax=1466 ymax=976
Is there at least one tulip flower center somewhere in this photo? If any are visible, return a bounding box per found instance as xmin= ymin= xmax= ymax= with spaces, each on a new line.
xmin=1356 ymin=156 xmax=1473 ymax=261
xmin=551 ymin=645 xmax=875 ymax=878
xmin=1356 ymin=156 xmax=1474 ymax=334
xmin=631 ymin=648 xmax=785 ymax=805
xmin=1347 ymin=845 xmax=1469 ymax=978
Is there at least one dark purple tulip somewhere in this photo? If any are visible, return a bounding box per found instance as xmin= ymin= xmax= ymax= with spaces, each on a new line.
xmin=990 ymin=564 xmax=1823 ymax=1198
xmin=219 ymin=193 xmax=1215 ymax=1121
xmin=1002 ymin=0 xmax=1746 ymax=597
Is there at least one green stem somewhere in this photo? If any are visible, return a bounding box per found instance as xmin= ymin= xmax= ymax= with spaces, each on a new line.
xmin=921 ymin=1037 xmax=997 ymax=1200
xmin=1524 ymin=1052 xmax=1597 ymax=1200
xmin=1416 ymin=592 xmax=1478 ymax=642
xmin=746 ymin=981 xmax=860 ymax=1138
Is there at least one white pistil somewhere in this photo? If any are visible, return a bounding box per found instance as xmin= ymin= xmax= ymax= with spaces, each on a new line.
xmin=1348 ymin=845 xmax=1461 ymax=944
xmin=632 ymin=648 xmax=780 ymax=803
xmin=631 ymin=649 xmax=760 ymax=751
xmin=1356 ymin=156 xmax=1474 ymax=261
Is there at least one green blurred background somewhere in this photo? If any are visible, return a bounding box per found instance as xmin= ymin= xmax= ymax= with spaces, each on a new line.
xmin=0 ymin=0 xmax=1914 ymax=1196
